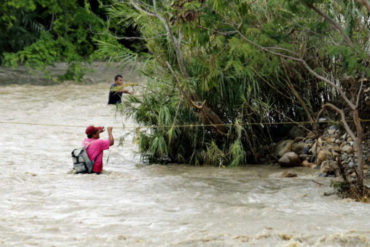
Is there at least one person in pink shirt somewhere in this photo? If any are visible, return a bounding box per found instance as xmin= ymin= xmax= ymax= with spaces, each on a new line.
xmin=83 ymin=125 xmax=114 ymax=174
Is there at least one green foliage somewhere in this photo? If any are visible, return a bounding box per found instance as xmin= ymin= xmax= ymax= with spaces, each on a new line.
xmin=111 ymin=0 xmax=368 ymax=167
xmin=330 ymin=180 xmax=351 ymax=197
xmin=0 ymin=0 xmax=141 ymax=81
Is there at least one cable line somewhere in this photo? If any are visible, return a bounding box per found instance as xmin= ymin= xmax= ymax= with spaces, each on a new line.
xmin=0 ymin=119 xmax=369 ymax=129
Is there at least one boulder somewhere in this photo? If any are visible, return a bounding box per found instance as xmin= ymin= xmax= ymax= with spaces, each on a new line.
xmin=299 ymin=154 xmax=309 ymax=160
xmin=306 ymin=131 xmax=316 ymax=139
xmin=317 ymin=149 xmax=331 ymax=165
xmin=291 ymin=142 xmax=306 ymax=154
xmin=309 ymin=142 xmax=317 ymax=156
xmin=302 ymin=160 xmax=316 ymax=168
xmin=332 ymin=144 xmax=340 ymax=152
xmin=294 ymin=136 xmax=304 ymax=142
xmin=279 ymin=152 xmax=301 ymax=167
xmin=331 ymin=151 xmax=339 ymax=158
xmin=341 ymin=145 xmax=353 ymax=154
xmin=320 ymin=160 xmax=338 ymax=176
xmin=317 ymin=137 xmax=323 ymax=147
xmin=289 ymin=126 xmax=304 ymax=139
xmin=276 ymin=139 xmax=294 ymax=157
xmin=324 ymin=137 xmax=336 ymax=144
xmin=281 ymin=171 xmax=298 ymax=178
xmin=327 ymin=125 xmax=338 ymax=135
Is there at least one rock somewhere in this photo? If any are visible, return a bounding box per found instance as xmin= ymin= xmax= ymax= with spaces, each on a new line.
xmin=332 ymin=145 xmax=340 ymax=152
xmin=276 ymin=139 xmax=294 ymax=157
xmin=309 ymin=142 xmax=317 ymax=156
xmin=279 ymin=152 xmax=301 ymax=167
xmin=348 ymin=161 xmax=355 ymax=168
xmin=306 ymin=131 xmax=316 ymax=139
xmin=289 ymin=126 xmax=305 ymax=139
xmin=320 ymin=160 xmax=338 ymax=176
xmin=327 ymin=125 xmax=338 ymax=135
xmin=317 ymin=149 xmax=331 ymax=165
xmin=294 ymin=136 xmax=305 ymax=142
xmin=318 ymin=117 xmax=327 ymax=123
xmin=302 ymin=146 xmax=310 ymax=154
xmin=299 ymin=154 xmax=308 ymax=160
xmin=292 ymin=143 xmax=306 ymax=154
xmin=308 ymin=155 xmax=316 ymax=163
xmin=341 ymin=153 xmax=348 ymax=160
xmin=302 ymin=160 xmax=316 ymax=168
xmin=341 ymin=145 xmax=353 ymax=154
xmin=331 ymin=151 xmax=339 ymax=157
xmin=281 ymin=171 xmax=298 ymax=177
xmin=317 ymin=138 xmax=323 ymax=147
xmin=325 ymin=137 xmax=336 ymax=144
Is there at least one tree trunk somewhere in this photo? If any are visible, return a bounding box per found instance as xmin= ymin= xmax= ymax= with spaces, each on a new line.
xmin=353 ymin=109 xmax=365 ymax=194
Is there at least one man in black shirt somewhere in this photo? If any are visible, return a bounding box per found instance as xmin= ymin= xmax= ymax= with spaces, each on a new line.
xmin=108 ymin=75 xmax=132 ymax=104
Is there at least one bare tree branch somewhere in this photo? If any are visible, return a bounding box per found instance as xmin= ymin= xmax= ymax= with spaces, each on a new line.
xmin=355 ymin=0 xmax=370 ymax=12
xmin=235 ymin=30 xmax=356 ymax=109
xmin=356 ymin=78 xmax=367 ymax=108
xmin=165 ymin=61 xmax=195 ymax=105
xmin=320 ymin=103 xmax=356 ymax=141
xmin=131 ymin=0 xmax=189 ymax=77
xmin=306 ymin=3 xmax=354 ymax=47
xmin=130 ymin=0 xmax=156 ymax=17
xmin=281 ymin=60 xmax=314 ymax=123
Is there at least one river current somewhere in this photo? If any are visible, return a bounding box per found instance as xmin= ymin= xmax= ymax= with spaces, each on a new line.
xmin=0 ymin=82 xmax=369 ymax=247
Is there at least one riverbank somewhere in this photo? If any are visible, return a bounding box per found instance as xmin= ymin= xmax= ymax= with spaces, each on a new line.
xmin=0 ymin=62 xmax=142 ymax=85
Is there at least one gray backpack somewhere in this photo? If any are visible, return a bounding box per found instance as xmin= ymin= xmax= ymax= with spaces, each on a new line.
xmin=71 ymin=142 xmax=100 ymax=173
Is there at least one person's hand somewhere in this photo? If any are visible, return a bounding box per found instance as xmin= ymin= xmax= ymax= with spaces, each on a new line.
xmin=107 ymin=126 xmax=113 ymax=132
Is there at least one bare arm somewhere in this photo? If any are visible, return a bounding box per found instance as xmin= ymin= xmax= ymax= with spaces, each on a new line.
xmin=112 ymin=86 xmax=133 ymax=94
xmin=107 ymin=127 xmax=114 ymax=146
xmin=121 ymin=89 xmax=133 ymax=94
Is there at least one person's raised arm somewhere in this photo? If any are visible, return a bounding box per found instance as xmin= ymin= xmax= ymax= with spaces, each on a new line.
xmin=107 ymin=127 xmax=114 ymax=146
xmin=121 ymin=89 xmax=133 ymax=94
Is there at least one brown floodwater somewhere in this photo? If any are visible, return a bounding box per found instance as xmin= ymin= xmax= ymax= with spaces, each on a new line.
xmin=0 ymin=82 xmax=369 ymax=247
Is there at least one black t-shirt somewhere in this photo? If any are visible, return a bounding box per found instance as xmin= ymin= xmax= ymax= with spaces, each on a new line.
xmin=108 ymin=83 xmax=122 ymax=104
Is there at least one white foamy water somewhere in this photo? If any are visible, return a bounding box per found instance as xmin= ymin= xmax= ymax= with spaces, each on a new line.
xmin=0 ymin=82 xmax=369 ymax=247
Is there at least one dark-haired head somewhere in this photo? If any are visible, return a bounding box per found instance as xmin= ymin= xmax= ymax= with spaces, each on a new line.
xmin=115 ymin=74 xmax=123 ymax=81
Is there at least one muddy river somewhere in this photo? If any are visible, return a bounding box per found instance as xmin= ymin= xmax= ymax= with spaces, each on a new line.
xmin=0 ymin=82 xmax=369 ymax=246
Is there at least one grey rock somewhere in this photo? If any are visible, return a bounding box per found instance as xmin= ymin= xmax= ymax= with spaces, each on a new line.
xmin=292 ymin=143 xmax=306 ymax=154
xmin=327 ymin=125 xmax=337 ymax=135
xmin=320 ymin=160 xmax=338 ymax=175
xmin=348 ymin=161 xmax=355 ymax=168
xmin=341 ymin=145 xmax=353 ymax=154
xmin=276 ymin=140 xmax=294 ymax=157
xmin=289 ymin=126 xmax=305 ymax=139
xmin=279 ymin=152 xmax=301 ymax=167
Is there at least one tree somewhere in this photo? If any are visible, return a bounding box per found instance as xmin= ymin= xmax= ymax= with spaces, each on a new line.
xmin=0 ymin=0 xmax=141 ymax=81
xmin=105 ymin=0 xmax=368 ymax=197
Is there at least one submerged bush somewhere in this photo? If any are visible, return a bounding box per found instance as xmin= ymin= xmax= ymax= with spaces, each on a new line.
xmin=110 ymin=0 xmax=368 ymax=166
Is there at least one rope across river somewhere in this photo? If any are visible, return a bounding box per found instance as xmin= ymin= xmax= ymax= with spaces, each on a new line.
xmin=0 ymin=119 xmax=369 ymax=129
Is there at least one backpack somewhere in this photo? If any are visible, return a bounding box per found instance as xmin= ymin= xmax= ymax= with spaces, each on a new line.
xmin=71 ymin=142 xmax=100 ymax=174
